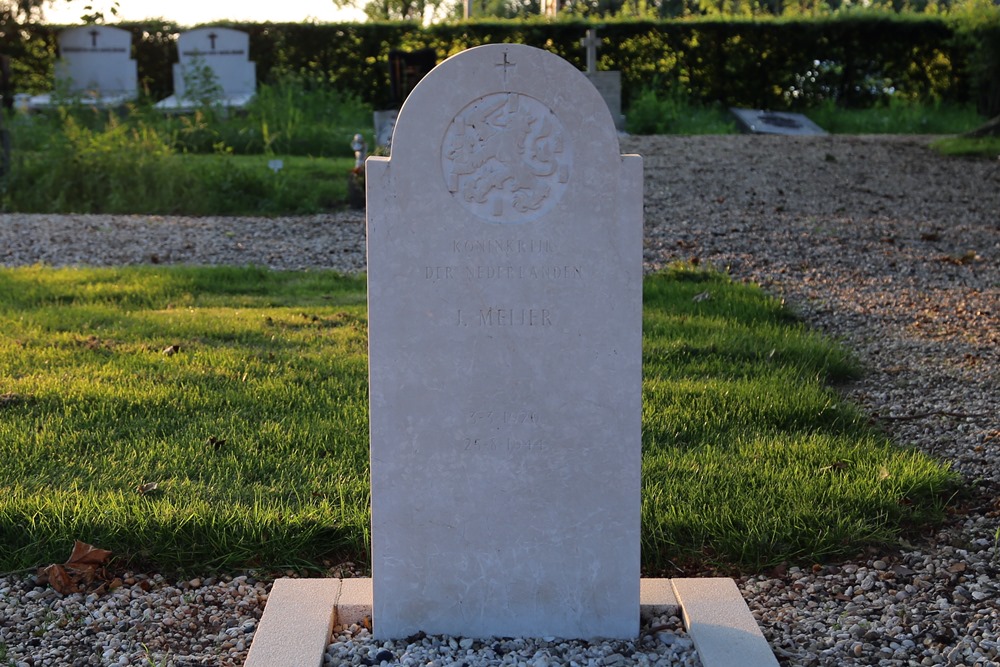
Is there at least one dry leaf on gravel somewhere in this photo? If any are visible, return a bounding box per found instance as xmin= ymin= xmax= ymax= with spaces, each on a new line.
xmin=38 ymin=540 xmax=113 ymax=595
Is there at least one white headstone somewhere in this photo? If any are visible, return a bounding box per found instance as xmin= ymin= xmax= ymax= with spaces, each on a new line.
xmin=366 ymin=43 xmax=643 ymax=640
xmin=27 ymin=26 xmax=138 ymax=108
xmin=155 ymin=27 xmax=256 ymax=111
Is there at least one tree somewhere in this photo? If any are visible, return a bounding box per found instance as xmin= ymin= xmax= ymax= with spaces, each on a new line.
xmin=332 ymin=0 xmax=447 ymax=20
xmin=445 ymin=0 xmax=540 ymax=19
xmin=1 ymin=0 xmax=116 ymax=31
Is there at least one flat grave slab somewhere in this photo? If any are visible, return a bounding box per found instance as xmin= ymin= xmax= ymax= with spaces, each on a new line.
xmin=730 ymin=108 xmax=827 ymax=135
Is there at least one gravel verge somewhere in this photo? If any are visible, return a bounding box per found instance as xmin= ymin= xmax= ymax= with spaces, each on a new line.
xmin=1 ymin=134 xmax=998 ymax=666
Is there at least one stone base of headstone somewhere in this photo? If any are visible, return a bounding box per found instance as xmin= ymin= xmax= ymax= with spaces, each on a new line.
xmin=153 ymin=93 xmax=256 ymax=113
xmin=586 ymin=71 xmax=625 ymax=131
xmin=730 ymin=107 xmax=827 ymax=136
xmin=244 ymin=577 xmax=780 ymax=667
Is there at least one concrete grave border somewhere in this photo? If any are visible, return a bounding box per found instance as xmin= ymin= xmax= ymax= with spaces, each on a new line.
xmin=244 ymin=577 xmax=779 ymax=667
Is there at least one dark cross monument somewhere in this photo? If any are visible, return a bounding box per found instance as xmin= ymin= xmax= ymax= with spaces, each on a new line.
xmin=375 ymin=49 xmax=438 ymax=152
xmin=0 ymin=55 xmax=10 ymax=181
xmin=388 ymin=49 xmax=437 ymax=108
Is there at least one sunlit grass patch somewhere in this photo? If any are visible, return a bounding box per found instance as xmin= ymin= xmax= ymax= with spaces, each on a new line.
xmin=0 ymin=266 xmax=958 ymax=573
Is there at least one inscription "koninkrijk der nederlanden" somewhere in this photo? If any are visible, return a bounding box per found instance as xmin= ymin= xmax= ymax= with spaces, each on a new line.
xmin=452 ymin=239 xmax=554 ymax=254
xmin=426 ymin=265 xmax=581 ymax=280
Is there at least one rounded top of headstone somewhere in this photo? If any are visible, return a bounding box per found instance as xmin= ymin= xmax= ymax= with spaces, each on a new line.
xmin=58 ymin=25 xmax=132 ymax=49
xmin=390 ymin=43 xmax=621 ymax=225
xmin=178 ymin=26 xmax=250 ymax=46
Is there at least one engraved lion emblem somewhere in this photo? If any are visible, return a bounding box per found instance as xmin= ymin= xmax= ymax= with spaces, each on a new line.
xmin=442 ymin=93 xmax=570 ymax=223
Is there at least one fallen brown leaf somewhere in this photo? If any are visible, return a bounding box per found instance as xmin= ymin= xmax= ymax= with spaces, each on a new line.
xmin=39 ymin=540 xmax=113 ymax=595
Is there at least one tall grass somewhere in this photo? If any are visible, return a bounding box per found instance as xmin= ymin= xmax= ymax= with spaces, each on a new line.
xmin=807 ymin=97 xmax=985 ymax=134
xmin=627 ymin=86 xmax=738 ymax=135
xmin=0 ymin=71 xmax=370 ymax=215
xmin=0 ymin=265 xmax=958 ymax=574
xmin=1 ymin=110 xmax=354 ymax=215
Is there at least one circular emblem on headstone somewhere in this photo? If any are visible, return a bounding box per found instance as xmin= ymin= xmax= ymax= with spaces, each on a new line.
xmin=442 ymin=92 xmax=571 ymax=224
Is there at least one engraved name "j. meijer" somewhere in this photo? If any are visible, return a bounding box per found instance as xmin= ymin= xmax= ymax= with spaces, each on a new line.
xmin=456 ymin=308 xmax=552 ymax=327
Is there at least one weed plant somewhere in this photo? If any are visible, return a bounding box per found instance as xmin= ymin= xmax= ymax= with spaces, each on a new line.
xmin=627 ymin=86 xmax=738 ymax=135
xmin=0 ymin=266 xmax=957 ymax=574
xmin=153 ymin=71 xmax=373 ymax=157
xmin=0 ymin=71 xmax=370 ymax=214
xmin=625 ymin=87 xmax=984 ymax=135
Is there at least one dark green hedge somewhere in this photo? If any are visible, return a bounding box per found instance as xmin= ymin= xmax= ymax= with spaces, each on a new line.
xmin=7 ymin=15 xmax=1000 ymax=115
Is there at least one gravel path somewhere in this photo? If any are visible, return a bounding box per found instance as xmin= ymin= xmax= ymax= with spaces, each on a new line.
xmin=1 ymin=134 xmax=998 ymax=666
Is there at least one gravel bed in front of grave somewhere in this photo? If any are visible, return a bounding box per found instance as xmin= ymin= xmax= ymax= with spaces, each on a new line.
xmin=1 ymin=134 xmax=998 ymax=666
xmin=322 ymin=615 xmax=702 ymax=667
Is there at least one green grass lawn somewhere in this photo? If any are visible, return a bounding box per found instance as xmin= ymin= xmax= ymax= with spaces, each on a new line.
xmin=930 ymin=134 xmax=1000 ymax=159
xmin=0 ymin=265 xmax=958 ymax=575
xmin=4 ymin=150 xmax=355 ymax=216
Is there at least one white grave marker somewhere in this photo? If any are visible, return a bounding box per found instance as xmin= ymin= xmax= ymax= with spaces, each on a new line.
xmin=26 ymin=26 xmax=138 ymax=109
xmin=155 ymin=27 xmax=256 ymax=111
xmin=366 ymin=43 xmax=643 ymax=640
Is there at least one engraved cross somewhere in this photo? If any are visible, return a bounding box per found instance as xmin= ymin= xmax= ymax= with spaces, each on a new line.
xmin=208 ymin=32 xmax=218 ymax=50
xmin=495 ymin=52 xmax=516 ymax=82
xmin=89 ymin=30 xmax=100 ymax=48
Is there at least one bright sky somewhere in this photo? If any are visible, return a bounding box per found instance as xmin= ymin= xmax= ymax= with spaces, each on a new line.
xmin=42 ymin=0 xmax=365 ymax=26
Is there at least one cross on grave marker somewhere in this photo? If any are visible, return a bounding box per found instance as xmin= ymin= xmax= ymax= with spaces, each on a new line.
xmin=495 ymin=52 xmax=516 ymax=81
xmin=89 ymin=30 xmax=99 ymax=48
xmin=208 ymin=32 xmax=218 ymax=50
xmin=580 ymin=28 xmax=601 ymax=74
